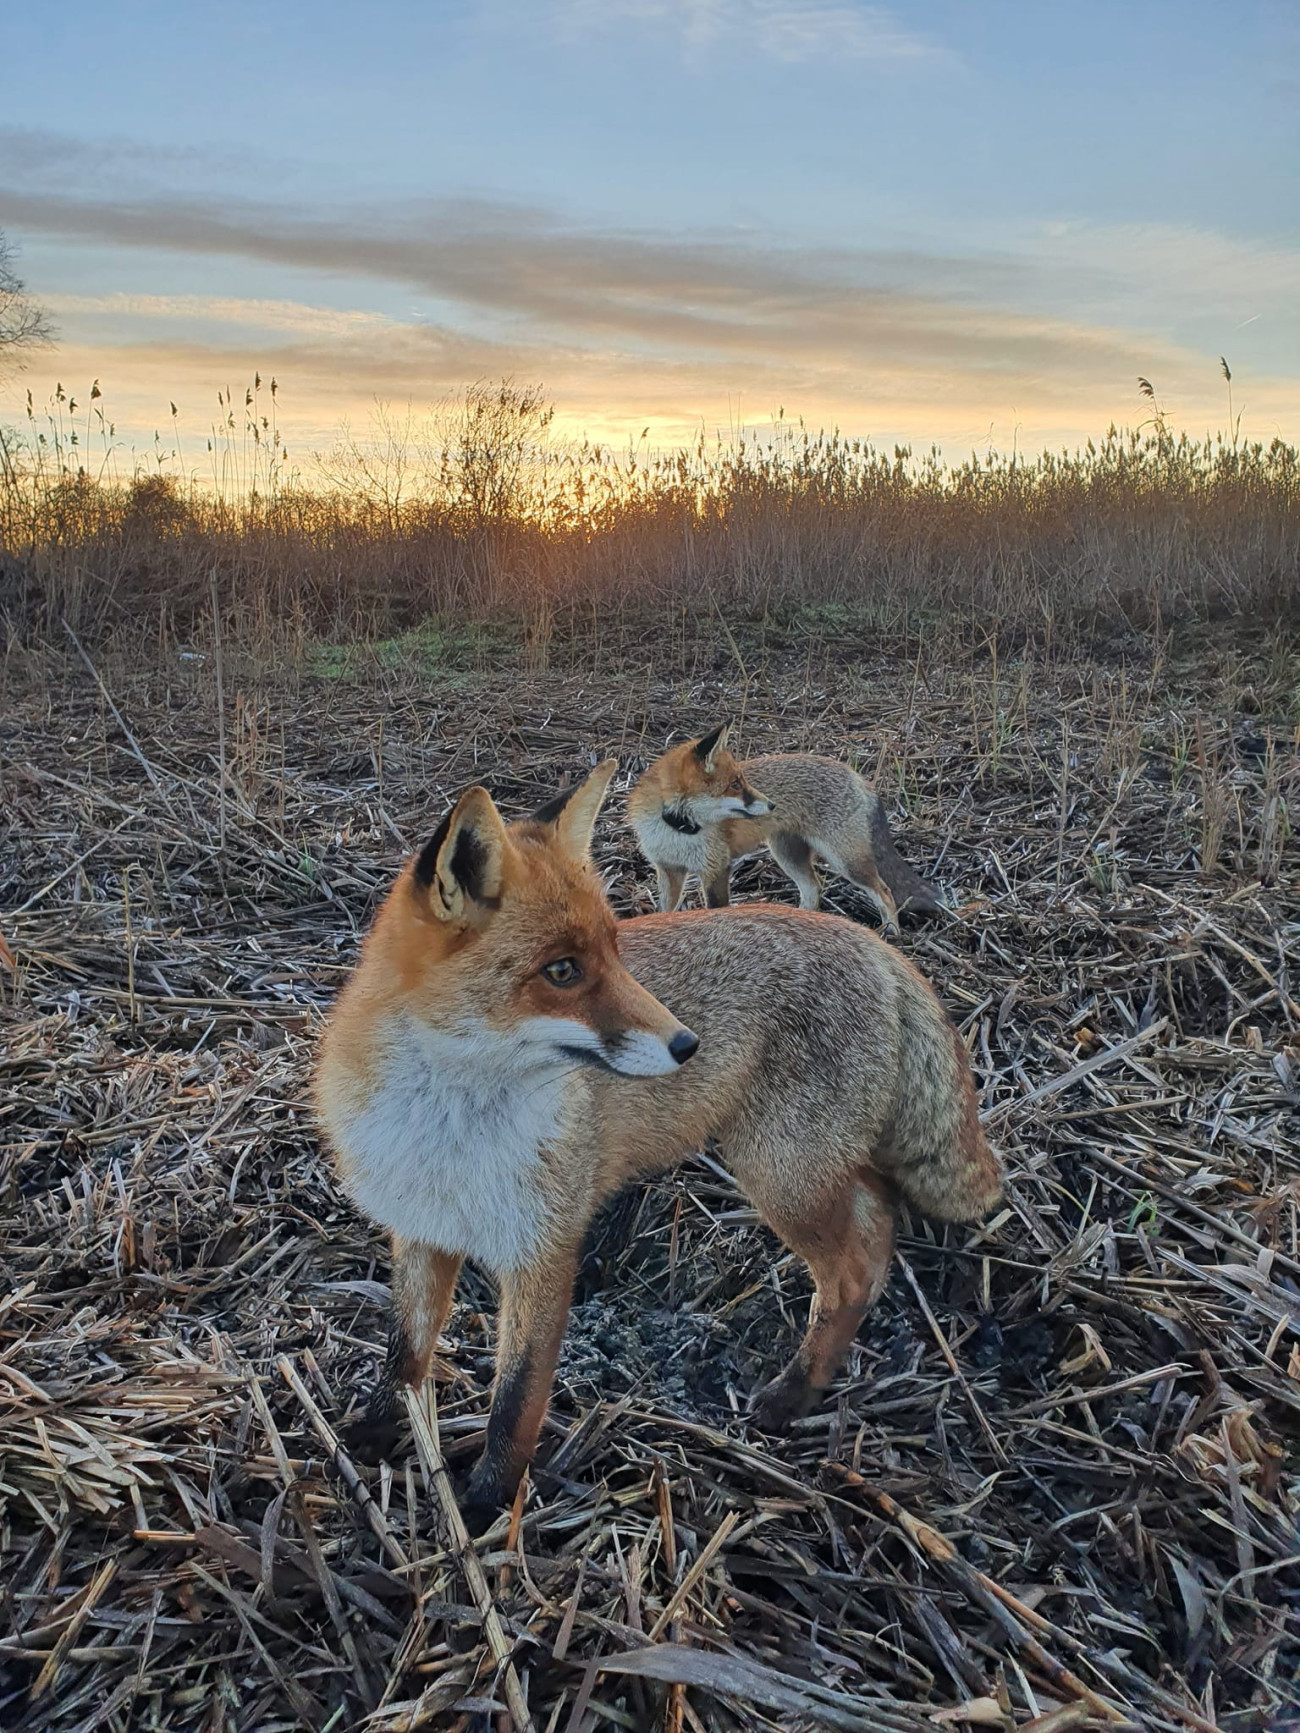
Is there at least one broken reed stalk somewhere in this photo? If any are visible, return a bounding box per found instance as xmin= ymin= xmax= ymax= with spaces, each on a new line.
xmin=825 ymin=1465 xmax=1134 ymax=1724
xmin=646 ymin=1508 xmax=739 ymax=1639
xmin=402 ymin=1383 xmax=536 ymax=1733
xmin=59 ymin=616 xmax=164 ymax=794
xmin=2 ymin=639 xmax=1296 ymax=1730
xmin=122 ymin=866 xmax=135 ymax=1023
xmin=211 ymin=570 xmax=227 ymax=856
xmin=276 ymin=1356 xmax=409 ymax=1572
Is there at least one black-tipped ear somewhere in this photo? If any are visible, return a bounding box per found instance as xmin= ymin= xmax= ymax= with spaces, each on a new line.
xmin=412 ymin=786 xmax=506 ymax=922
xmin=533 ymin=760 xmax=617 ymax=859
xmin=413 ymin=810 xmax=454 ymax=891
xmin=530 ymin=786 xmax=576 ymax=826
xmin=693 ymin=724 xmax=729 ymax=769
xmin=413 ymin=819 xmax=490 ymax=902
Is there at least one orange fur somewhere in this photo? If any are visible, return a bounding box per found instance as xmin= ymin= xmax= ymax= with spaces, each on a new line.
xmin=315 ymin=761 xmax=1001 ymax=1523
xmin=629 ymin=727 xmax=941 ymax=923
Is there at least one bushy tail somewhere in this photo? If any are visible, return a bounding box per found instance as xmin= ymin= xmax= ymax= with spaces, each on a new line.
xmin=877 ymin=964 xmax=1003 ymax=1222
xmin=868 ymin=800 xmax=943 ymax=918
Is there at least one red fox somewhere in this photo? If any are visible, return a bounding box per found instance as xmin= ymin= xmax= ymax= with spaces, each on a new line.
xmin=315 ymin=761 xmax=1001 ymax=1524
xmin=627 ymin=724 xmax=941 ymax=927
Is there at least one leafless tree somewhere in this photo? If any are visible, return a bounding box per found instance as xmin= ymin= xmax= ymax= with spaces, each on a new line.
xmin=0 ymin=232 xmax=54 ymax=373
xmin=443 ymin=379 xmax=554 ymax=529
xmin=319 ymin=402 xmax=426 ymax=533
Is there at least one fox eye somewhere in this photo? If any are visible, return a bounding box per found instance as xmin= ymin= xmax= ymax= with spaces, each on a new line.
xmin=541 ymin=957 xmax=582 ymax=987
xmin=728 ymin=777 xmax=741 ymax=791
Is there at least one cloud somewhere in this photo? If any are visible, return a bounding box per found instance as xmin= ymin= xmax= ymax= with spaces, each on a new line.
xmin=26 ymin=307 xmax=1300 ymax=475
xmin=1029 ymin=220 xmax=1300 ymax=329
xmin=0 ymin=323 xmax=1122 ymax=460
xmin=0 ymin=125 xmax=273 ymax=203
xmin=0 ymin=185 xmax=1184 ymax=390
xmin=7 ymin=129 xmax=1297 ymax=377
xmin=546 ymin=0 xmax=944 ymax=64
xmin=4 ymin=141 xmax=1299 ymax=455
xmin=43 ymin=290 xmax=398 ymax=341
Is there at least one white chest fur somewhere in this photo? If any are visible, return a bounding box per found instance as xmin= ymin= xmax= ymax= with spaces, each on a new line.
xmin=337 ymin=1014 xmax=576 ymax=1273
xmin=631 ymin=810 xmax=715 ymax=873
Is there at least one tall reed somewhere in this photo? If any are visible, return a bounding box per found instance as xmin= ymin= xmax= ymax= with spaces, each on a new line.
xmin=3 ymin=380 xmax=1297 ymax=652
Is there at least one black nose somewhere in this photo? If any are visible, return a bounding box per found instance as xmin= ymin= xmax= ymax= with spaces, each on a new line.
xmin=668 ymin=1029 xmax=700 ymax=1065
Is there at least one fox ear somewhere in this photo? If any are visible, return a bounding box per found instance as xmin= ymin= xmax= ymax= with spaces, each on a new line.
xmin=413 ymin=786 xmax=506 ymax=922
xmin=535 ymin=758 xmax=618 ymax=859
xmin=694 ymin=723 xmax=729 ymax=771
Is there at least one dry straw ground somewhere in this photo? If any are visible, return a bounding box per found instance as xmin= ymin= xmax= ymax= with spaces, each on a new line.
xmin=1 ymin=614 xmax=1298 ymax=1733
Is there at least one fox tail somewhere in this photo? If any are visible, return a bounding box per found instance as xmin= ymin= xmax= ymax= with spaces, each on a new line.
xmin=868 ymin=800 xmax=943 ymax=918
xmin=876 ymin=966 xmax=1003 ymax=1222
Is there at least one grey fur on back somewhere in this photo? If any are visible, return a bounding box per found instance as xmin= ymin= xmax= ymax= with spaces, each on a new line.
xmin=741 ymin=753 xmax=941 ymax=917
xmin=617 ymin=906 xmax=999 ymax=1223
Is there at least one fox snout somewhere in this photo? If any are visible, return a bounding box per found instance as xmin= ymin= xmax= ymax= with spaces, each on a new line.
xmin=546 ymin=959 xmax=699 ymax=1078
xmin=602 ymin=966 xmax=699 ymax=1076
xmin=599 ymin=1021 xmax=699 ymax=1075
xmin=731 ymin=778 xmax=773 ymax=817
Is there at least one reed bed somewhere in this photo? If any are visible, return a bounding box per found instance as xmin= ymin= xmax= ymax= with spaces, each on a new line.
xmin=3 ymin=381 xmax=1298 ymax=653
xmin=1 ymin=623 xmax=1298 ymax=1732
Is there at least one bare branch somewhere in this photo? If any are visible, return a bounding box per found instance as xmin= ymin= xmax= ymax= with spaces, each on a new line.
xmin=0 ymin=230 xmax=55 ymax=372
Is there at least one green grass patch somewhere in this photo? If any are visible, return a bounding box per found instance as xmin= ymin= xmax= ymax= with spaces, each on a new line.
xmin=310 ymin=616 xmax=524 ymax=680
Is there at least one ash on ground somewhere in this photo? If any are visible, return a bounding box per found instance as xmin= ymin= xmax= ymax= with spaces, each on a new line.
xmin=558 ymin=1299 xmax=736 ymax=1414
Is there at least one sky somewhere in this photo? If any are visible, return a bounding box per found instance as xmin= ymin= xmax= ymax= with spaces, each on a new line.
xmin=1 ymin=0 xmax=1297 ymax=469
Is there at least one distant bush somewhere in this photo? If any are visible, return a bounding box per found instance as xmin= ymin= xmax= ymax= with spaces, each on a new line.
xmin=3 ymin=378 xmax=1297 ymax=651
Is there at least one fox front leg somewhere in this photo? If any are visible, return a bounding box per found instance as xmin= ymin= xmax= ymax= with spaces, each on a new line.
xmin=655 ymin=863 xmax=687 ymax=912
xmin=702 ymin=846 xmax=733 ymax=909
xmin=346 ymin=1239 xmax=461 ymax=1461
xmin=703 ymin=869 xmax=732 ymax=908
xmin=462 ymin=1243 xmax=580 ymax=1530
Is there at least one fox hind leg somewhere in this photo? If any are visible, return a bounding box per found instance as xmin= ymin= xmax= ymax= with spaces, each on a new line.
xmin=830 ymin=850 xmax=899 ymax=933
xmin=347 ymin=1238 xmax=461 ymax=1461
xmin=768 ymin=832 xmax=822 ymax=910
xmin=746 ymin=1171 xmax=895 ymax=1431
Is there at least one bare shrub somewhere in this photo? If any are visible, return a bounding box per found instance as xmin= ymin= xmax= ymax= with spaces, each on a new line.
xmin=2 ymin=376 xmax=1298 ymax=653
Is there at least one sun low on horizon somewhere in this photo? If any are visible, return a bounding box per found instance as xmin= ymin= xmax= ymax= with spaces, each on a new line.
xmin=2 ymin=0 xmax=1298 ymax=468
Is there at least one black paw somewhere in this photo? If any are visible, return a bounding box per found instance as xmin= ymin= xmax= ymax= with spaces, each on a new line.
xmin=748 ymin=1373 xmax=813 ymax=1433
xmin=341 ymin=1413 xmax=402 ymax=1466
xmin=460 ymin=1471 xmax=509 ymax=1537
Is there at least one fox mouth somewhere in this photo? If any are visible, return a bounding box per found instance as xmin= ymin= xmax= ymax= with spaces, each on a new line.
xmin=557 ymin=1043 xmax=621 ymax=1074
xmin=556 ymin=1028 xmax=698 ymax=1075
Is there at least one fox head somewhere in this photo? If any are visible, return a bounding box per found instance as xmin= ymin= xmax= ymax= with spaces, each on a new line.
xmin=389 ymin=760 xmax=698 ymax=1076
xmin=661 ymin=725 xmax=774 ymax=825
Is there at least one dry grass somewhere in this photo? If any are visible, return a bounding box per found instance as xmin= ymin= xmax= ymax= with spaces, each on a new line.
xmin=3 ymin=382 xmax=1298 ymax=655
xmin=1 ymin=619 xmax=1298 ymax=1732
